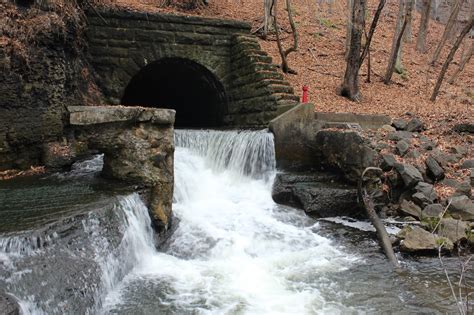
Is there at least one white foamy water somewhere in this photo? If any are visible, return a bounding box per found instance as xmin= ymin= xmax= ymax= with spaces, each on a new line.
xmin=102 ymin=130 xmax=358 ymax=314
xmin=2 ymin=129 xmax=466 ymax=314
xmin=0 ymin=193 xmax=155 ymax=315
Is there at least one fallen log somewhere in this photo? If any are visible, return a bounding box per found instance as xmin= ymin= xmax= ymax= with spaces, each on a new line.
xmin=358 ymin=167 xmax=401 ymax=269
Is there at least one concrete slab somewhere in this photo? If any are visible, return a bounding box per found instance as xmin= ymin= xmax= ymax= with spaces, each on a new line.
xmin=68 ymin=106 xmax=175 ymax=126
xmin=314 ymin=112 xmax=391 ymax=130
xmin=269 ymin=103 xmax=322 ymax=170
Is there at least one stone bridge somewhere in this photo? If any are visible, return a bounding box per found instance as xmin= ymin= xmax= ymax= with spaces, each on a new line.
xmin=86 ymin=10 xmax=300 ymax=128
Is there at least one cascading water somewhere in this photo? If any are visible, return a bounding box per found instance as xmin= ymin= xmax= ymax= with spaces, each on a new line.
xmin=0 ymin=130 xmax=468 ymax=314
xmin=0 ymin=193 xmax=155 ymax=314
xmin=101 ymin=130 xmax=358 ymax=314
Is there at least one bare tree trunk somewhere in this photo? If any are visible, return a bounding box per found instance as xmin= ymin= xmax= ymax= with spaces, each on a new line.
xmin=431 ymin=0 xmax=464 ymax=65
xmin=345 ymin=0 xmax=354 ymax=60
xmin=385 ymin=0 xmax=413 ymax=84
xmin=263 ymin=0 xmax=275 ymax=39
xmin=416 ymin=0 xmax=432 ymax=53
xmin=431 ymin=15 xmax=473 ymax=101
xmin=359 ymin=0 xmax=386 ymax=68
xmin=358 ymin=167 xmax=401 ymax=269
xmin=340 ymin=0 xmax=366 ymax=101
xmin=448 ymin=41 xmax=473 ymax=83
xmin=274 ymin=0 xmax=298 ymax=74
xmin=285 ymin=0 xmax=299 ymax=57
xmin=393 ymin=0 xmax=406 ymax=73
xmin=404 ymin=0 xmax=414 ymax=43
xmin=367 ymin=39 xmax=372 ymax=82
xmin=397 ymin=0 xmax=414 ymax=73
xmin=274 ymin=0 xmax=285 ymax=67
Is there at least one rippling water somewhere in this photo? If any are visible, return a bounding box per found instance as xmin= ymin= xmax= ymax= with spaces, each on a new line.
xmin=0 ymin=129 xmax=472 ymax=314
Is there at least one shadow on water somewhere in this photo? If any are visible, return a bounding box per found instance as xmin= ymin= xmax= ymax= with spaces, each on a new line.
xmin=0 ymin=155 xmax=132 ymax=233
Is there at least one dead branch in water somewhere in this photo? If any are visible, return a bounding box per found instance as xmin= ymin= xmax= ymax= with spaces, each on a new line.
xmin=358 ymin=167 xmax=400 ymax=269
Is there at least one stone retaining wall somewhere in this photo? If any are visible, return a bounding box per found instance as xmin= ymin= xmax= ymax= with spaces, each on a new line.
xmin=68 ymin=105 xmax=175 ymax=232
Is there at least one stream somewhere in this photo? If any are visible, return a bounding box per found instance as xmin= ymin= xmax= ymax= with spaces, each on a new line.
xmin=0 ymin=129 xmax=471 ymax=314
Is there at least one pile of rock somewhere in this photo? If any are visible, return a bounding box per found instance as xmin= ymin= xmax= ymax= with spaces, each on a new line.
xmin=272 ymin=112 xmax=473 ymax=255
xmin=369 ymin=117 xmax=473 ymax=254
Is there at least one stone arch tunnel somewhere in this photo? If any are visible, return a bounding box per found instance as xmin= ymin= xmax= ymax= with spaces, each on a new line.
xmin=121 ymin=58 xmax=228 ymax=128
xmin=87 ymin=10 xmax=301 ymax=127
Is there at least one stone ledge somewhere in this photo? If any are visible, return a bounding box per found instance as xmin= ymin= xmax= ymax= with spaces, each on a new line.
xmin=67 ymin=106 xmax=175 ymax=126
xmin=314 ymin=112 xmax=391 ymax=130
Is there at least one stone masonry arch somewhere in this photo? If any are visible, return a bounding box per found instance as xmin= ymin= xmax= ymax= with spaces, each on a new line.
xmin=121 ymin=57 xmax=228 ymax=128
xmin=86 ymin=9 xmax=300 ymax=127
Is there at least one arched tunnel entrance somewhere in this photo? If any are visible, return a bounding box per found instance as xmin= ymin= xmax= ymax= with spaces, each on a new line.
xmin=121 ymin=58 xmax=228 ymax=128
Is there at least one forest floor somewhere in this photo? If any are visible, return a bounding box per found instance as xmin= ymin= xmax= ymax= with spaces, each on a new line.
xmin=103 ymin=0 xmax=473 ymax=130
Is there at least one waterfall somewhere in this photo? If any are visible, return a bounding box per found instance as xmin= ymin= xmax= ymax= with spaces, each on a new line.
xmin=1 ymin=129 xmax=357 ymax=314
xmin=0 ymin=193 xmax=156 ymax=314
xmin=101 ymin=129 xmax=355 ymax=314
xmin=174 ymin=129 xmax=276 ymax=179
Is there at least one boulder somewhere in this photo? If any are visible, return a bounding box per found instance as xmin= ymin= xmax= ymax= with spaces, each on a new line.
xmin=471 ymin=169 xmax=474 ymax=186
xmin=461 ymin=160 xmax=474 ymax=169
xmin=415 ymin=164 xmax=429 ymax=183
xmin=399 ymin=226 xmax=453 ymax=253
xmin=381 ymin=124 xmax=396 ymax=132
xmin=396 ymin=140 xmax=410 ymax=156
xmin=448 ymin=196 xmax=474 ymax=221
xmin=388 ymin=131 xmax=413 ymax=142
xmin=422 ymin=204 xmax=444 ymax=218
xmin=314 ymin=130 xmax=377 ymax=183
xmin=454 ymin=180 xmax=472 ymax=198
xmin=441 ymin=178 xmax=460 ymax=189
xmin=272 ymin=172 xmax=362 ymax=217
xmin=399 ymin=199 xmax=422 ymax=219
xmin=451 ymin=146 xmax=467 ymax=156
xmin=405 ymin=118 xmax=424 ymax=132
xmin=432 ymin=149 xmax=461 ymax=168
xmin=425 ymin=156 xmax=445 ymax=181
xmin=412 ymin=192 xmax=431 ymax=208
xmin=414 ymin=182 xmax=438 ymax=203
xmin=394 ymin=163 xmax=423 ymax=188
xmin=419 ymin=136 xmax=435 ymax=151
xmin=0 ymin=292 xmax=20 ymax=315
xmin=453 ymin=123 xmax=474 ymax=134
xmin=380 ymin=154 xmax=397 ymax=171
xmin=437 ymin=218 xmax=469 ymax=244
xmin=392 ymin=118 xmax=408 ymax=130
xmin=406 ymin=149 xmax=421 ymax=159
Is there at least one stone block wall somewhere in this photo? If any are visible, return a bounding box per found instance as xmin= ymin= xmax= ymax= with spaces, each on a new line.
xmin=86 ymin=10 xmax=299 ymax=128
xmin=225 ymin=35 xmax=299 ymax=126
xmin=69 ymin=106 xmax=175 ymax=232
xmin=86 ymin=10 xmax=243 ymax=105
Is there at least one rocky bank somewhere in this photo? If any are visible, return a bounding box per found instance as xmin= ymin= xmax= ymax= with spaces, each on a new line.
xmin=270 ymin=106 xmax=473 ymax=255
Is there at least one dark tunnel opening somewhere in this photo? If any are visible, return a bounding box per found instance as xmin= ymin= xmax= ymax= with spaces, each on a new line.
xmin=121 ymin=58 xmax=228 ymax=128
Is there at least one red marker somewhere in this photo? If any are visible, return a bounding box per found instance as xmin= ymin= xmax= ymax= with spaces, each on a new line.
xmin=302 ymin=85 xmax=309 ymax=103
